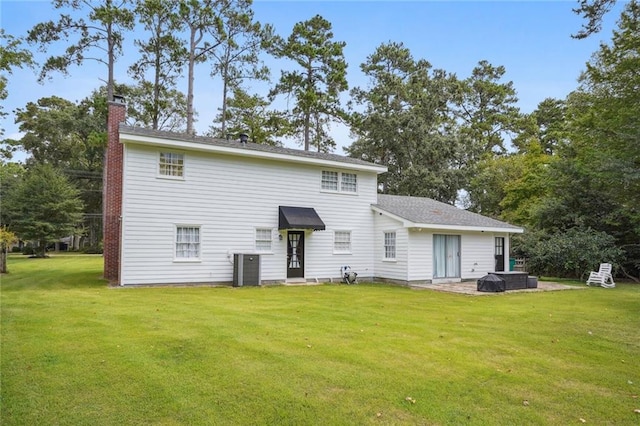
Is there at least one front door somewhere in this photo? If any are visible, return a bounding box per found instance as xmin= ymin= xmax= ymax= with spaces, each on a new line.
xmin=287 ymin=231 xmax=305 ymax=278
xmin=495 ymin=237 xmax=505 ymax=271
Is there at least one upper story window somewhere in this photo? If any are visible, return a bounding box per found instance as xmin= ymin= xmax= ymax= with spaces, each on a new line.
xmin=384 ymin=231 xmax=396 ymax=260
xmin=321 ymin=171 xmax=339 ymax=190
xmin=334 ymin=231 xmax=352 ymax=254
xmin=255 ymin=228 xmax=272 ymax=252
xmin=341 ymin=173 xmax=357 ymax=192
xmin=159 ymin=152 xmax=184 ymax=178
xmin=321 ymin=170 xmax=357 ymax=193
xmin=175 ymin=226 xmax=200 ymax=260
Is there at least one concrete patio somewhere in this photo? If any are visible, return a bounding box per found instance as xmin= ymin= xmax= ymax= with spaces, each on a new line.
xmin=410 ymin=281 xmax=585 ymax=295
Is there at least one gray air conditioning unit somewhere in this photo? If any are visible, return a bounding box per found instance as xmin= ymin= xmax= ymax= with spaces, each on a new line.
xmin=233 ymin=254 xmax=261 ymax=287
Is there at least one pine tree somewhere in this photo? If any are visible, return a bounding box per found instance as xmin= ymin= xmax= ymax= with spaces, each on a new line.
xmin=269 ymin=15 xmax=347 ymax=151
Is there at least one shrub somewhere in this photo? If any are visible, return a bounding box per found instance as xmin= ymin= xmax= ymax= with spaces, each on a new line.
xmin=513 ymin=228 xmax=623 ymax=278
xmin=81 ymin=245 xmax=103 ymax=254
xmin=21 ymin=246 xmax=36 ymax=256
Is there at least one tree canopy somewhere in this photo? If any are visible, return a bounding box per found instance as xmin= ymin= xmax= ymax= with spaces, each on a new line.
xmin=27 ymin=0 xmax=135 ymax=101
xmin=269 ymin=14 xmax=348 ymax=152
xmin=0 ymin=29 xmax=34 ymax=145
xmin=347 ymin=42 xmax=461 ymax=202
xmin=129 ymin=0 xmax=187 ymax=131
xmin=2 ymin=164 xmax=84 ymax=257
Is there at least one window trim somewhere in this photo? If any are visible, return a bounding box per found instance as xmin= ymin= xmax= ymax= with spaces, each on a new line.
xmin=174 ymin=224 xmax=201 ymax=262
xmin=158 ymin=151 xmax=185 ymax=180
xmin=333 ymin=230 xmax=352 ymax=254
xmin=255 ymin=227 xmax=273 ymax=253
xmin=321 ymin=170 xmax=339 ymax=191
xmin=340 ymin=172 xmax=358 ymax=193
xmin=383 ymin=231 xmax=397 ymax=261
xmin=320 ymin=170 xmax=358 ymax=194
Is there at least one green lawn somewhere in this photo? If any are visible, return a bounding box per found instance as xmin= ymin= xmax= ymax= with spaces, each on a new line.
xmin=2 ymin=254 xmax=639 ymax=425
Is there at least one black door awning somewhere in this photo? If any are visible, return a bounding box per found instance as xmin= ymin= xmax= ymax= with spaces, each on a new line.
xmin=279 ymin=206 xmax=325 ymax=231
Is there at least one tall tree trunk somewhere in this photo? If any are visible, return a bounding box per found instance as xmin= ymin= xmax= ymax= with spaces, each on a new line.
xmin=106 ymin=0 xmax=114 ymax=102
xmin=315 ymin=113 xmax=321 ymax=152
xmin=304 ymin=62 xmax=313 ymax=151
xmin=221 ymin=68 xmax=228 ymax=137
xmin=0 ymin=246 xmax=7 ymax=274
xmin=153 ymin=46 xmax=161 ymax=129
xmin=303 ymin=112 xmax=310 ymax=151
xmin=38 ymin=239 xmax=48 ymax=258
xmin=186 ymin=27 xmax=196 ymax=135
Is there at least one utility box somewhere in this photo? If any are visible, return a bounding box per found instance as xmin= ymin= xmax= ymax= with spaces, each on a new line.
xmin=233 ymin=254 xmax=261 ymax=287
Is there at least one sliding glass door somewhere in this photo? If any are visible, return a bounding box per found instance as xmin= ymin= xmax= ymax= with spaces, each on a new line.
xmin=433 ymin=234 xmax=461 ymax=279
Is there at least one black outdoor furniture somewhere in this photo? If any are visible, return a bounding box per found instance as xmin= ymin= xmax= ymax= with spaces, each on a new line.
xmin=490 ymin=271 xmax=529 ymax=290
xmin=477 ymin=274 xmax=506 ymax=292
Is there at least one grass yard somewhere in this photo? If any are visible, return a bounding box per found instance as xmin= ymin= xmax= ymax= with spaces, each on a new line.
xmin=1 ymin=254 xmax=639 ymax=425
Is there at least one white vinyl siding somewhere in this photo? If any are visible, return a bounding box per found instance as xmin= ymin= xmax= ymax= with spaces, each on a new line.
xmin=159 ymin=152 xmax=184 ymax=178
xmin=407 ymin=231 xmax=433 ymax=281
xmin=255 ymin=228 xmax=272 ymax=252
xmin=175 ymin=226 xmax=200 ymax=260
xmin=120 ymin=144 xmax=380 ymax=285
xmin=372 ymin=213 xmax=407 ymax=281
xmin=459 ymin=232 xmax=511 ymax=281
xmin=406 ymin=230 xmax=511 ymax=283
xmin=384 ymin=232 xmax=396 ymax=260
xmin=333 ymin=231 xmax=352 ymax=253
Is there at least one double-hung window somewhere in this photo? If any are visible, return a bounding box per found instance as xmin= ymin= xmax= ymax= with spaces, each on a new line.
xmin=321 ymin=171 xmax=339 ymax=191
xmin=384 ymin=232 xmax=396 ymax=260
xmin=334 ymin=231 xmax=352 ymax=254
xmin=341 ymin=173 xmax=357 ymax=192
xmin=255 ymin=228 xmax=272 ymax=252
xmin=321 ymin=170 xmax=357 ymax=193
xmin=175 ymin=226 xmax=200 ymax=260
xmin=159 ymin=152 xmax=184 ymax=178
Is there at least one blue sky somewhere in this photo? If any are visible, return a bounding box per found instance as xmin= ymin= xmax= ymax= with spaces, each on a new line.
xmin=0 ymin=0 xmax=627 ymax=157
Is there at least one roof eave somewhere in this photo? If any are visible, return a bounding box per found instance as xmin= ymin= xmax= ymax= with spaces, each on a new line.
xmin=372 ymin=206 xmax=524 ymax=233
xmin=408 ymin=223 xmax=524 ymax=233
xmin=119 ymin=130 xmax=388 ymax=174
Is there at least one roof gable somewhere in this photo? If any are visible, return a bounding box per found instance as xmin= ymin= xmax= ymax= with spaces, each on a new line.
xmin=373 ymin=194 xmax=523 ymax=233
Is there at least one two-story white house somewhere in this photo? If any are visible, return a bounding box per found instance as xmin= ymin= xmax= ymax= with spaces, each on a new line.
xmin=104 ymin=98 xmax=523 ymax=286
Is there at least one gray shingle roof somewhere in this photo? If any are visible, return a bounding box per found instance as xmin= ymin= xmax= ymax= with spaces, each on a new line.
xmin=119 ymin=125 xmax=384 ymax=169
xmin=374 ymin=194 xmax=523 ymax=231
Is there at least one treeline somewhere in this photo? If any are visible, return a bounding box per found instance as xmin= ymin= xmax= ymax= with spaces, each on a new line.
xmin=0 ymin=0 xmax=638 ymax=279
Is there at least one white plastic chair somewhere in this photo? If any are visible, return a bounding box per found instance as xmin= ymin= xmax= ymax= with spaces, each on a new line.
xmin=586 ymin=263 xmax=615 ymax=288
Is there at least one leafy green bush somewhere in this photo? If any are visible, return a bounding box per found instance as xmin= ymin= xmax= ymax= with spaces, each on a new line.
xmin=512 ymin=227 xmax=623 ymax=278
xmin=81 ymin=246 xmax=103 ymax=254
xmin=21 ymin=246 xmax=36 ymax=255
